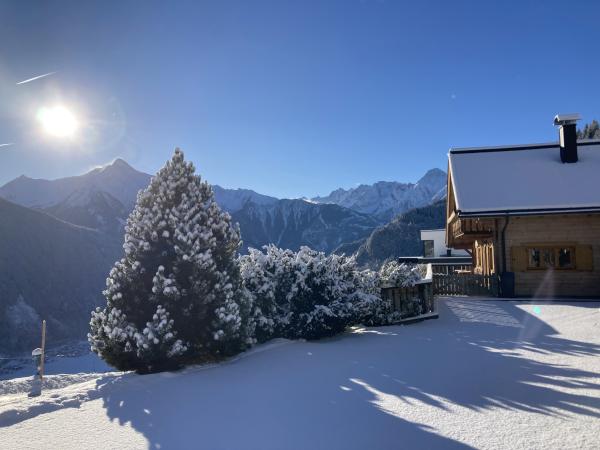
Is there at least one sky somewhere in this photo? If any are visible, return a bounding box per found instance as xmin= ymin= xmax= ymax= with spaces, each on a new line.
xmin=0 ymin=0 xmax=599 ymax=199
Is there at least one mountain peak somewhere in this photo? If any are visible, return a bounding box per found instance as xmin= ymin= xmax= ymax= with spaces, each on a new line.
xmin=311 ymin=168 xmax=447 ymax=221
xmin=103 ymin=158 xmax=134 ymax=172
xmin=417 ymin=168 xmax=446 ymax=184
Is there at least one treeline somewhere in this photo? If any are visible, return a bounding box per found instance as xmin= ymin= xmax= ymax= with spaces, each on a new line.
xmin=578 ymin=120 xmax=600 ymax=139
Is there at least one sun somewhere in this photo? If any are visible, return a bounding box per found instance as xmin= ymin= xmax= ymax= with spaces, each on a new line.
xmin=38 ymin=105 xmax=79 ymax=138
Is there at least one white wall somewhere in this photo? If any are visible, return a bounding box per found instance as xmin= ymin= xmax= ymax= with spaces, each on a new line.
xmin=421 ymin=229 xmax=469 ymax=257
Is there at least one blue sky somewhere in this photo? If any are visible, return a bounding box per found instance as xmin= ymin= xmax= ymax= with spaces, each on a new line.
xmin=0 ymin=0 xmax=599 ymax=198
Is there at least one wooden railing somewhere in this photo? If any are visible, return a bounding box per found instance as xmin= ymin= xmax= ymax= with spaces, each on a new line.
xmin=432 ymin=273 xmax=499 ymax=297
xmin=381 ymin=283 xmax=434 ymax=317
xmin=380 ymin=264 xmax=435 ymax=318
xmin=451 ymin=217 xmax=494 ymax=239
xmin=431 ymin=264 xmax=473 ymax=275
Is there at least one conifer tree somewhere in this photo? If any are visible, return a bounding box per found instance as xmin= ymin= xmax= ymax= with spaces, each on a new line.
xmin=577 ymin=120 xmax=600 ymax=139
xmin=89 ymin=149 xmax=252 ymax=372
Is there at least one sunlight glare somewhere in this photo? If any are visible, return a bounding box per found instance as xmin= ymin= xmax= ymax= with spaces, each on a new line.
xmin=38 ymin=105 xmax=79 ymax=138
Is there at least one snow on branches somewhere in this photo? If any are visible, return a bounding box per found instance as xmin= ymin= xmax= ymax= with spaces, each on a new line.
xmin=89 ymin=149 xmax=428 ymax=373
xmin=378 ymin=261 xmax=423 ymax=288
xmin=89 ymin=149 xmax=251 ymax=373
xmin=239 ymin=245 xmax=409 ymax=341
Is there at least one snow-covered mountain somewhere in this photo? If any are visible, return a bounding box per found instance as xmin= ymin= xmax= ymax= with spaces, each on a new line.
xmin=0 ymin=158 xmax=151 ymax=210
xmin=0 ymin=162 xmax=447 ymax=256
xmin=0 ymin=197 xmax=122 ymax=353
xmin=336 ymin=200 xmax=446 ymax=267
xmin=0 ymin=161 xmax=446 ymax=237
xmin=311 ymin=168 xmax=447 ymax=221
xmin=41 ymin=188 xmax=129 ymax=235
xmin=212 ymin=185 xmax=278 ymax=213
xmin=0 ymin=161 xmax=279 ymax=234
xmin=232 ymin=199 xmax=380 ymax=253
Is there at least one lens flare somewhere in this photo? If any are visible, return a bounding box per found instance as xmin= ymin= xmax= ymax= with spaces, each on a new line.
xmin=38 ymin=106 xmax=79 ymax=138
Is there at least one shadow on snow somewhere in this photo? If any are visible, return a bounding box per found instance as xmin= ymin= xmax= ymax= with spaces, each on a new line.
xmin=3 ymin=299 xmax=600 ymax=449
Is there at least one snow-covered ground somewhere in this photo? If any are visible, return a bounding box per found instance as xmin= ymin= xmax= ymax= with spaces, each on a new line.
xmin=0 ymin=342 xmax=112 ymax=381
xmin=1 ymin=298 xmax=599 ymax=449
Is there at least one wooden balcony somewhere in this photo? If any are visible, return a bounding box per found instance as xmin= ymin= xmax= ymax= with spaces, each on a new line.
xmin=451 ymin=217 xmax=494 ymax=239
xmin=447 ymin=216 xmax=494 ymax=249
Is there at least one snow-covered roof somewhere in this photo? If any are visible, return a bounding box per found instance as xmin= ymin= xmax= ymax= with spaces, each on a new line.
xmin=449 ymin=140 xmax=600 ymax=216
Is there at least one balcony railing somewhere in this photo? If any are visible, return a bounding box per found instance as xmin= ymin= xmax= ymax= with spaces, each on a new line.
xmin=451 ymin=217 xmax=493 ymax=239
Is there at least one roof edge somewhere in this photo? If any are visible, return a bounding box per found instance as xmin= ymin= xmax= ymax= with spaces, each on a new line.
xmin=450 ymin=142 xmax=557 ymax=154
xmin=449 ymin=139 xmax=600 ymax=155
xmin=457 ymin=206 xmax=600 ymax=218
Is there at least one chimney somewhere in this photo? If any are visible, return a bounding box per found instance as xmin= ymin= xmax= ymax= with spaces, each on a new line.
xmin=554 ymin=113 xmax=581 ymax=163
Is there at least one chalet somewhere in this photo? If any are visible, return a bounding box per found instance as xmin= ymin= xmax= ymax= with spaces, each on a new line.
xmin=446 ymin=114 xmax=600 ymax=297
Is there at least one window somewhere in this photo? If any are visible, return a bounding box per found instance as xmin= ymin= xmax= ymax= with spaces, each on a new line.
xmin=528 ymin=248 xmax=540 ymax=268
xmin=558 ymin=248 xmax=574 ymax=269
xmin=527 ymin=246 xmax=575 ymax=270
xmin=423 ymin=240 xmax=434 ymax=257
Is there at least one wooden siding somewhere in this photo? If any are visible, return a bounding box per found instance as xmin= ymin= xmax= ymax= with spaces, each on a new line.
xmin=502 ymin=214 xmax=600 ymax=297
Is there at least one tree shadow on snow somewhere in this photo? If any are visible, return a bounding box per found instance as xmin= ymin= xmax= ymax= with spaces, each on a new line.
xmin=4 ymin=299 xmax=599 ymax=449
xmin=99 ymin=346 xmax=472 ymax=450
xmin=96 ymin=299 xmax=600 ymax=450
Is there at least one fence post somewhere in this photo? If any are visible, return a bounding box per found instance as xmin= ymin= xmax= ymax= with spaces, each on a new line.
xmin=40 ymin=320 xmax=46 ymax=381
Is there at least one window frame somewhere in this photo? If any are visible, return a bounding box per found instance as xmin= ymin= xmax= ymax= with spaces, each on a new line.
xmin=525 ymin=245 xmax=576 ymax=271
xmin=423 ymin=240 xmax=435 ymax=258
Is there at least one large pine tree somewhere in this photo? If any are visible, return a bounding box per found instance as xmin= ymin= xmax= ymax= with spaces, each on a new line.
xmin=89 ymin=149 xmax=252 ymax=372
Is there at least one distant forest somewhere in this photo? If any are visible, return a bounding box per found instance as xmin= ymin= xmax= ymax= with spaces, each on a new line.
xmin=578 ymin=120 xmax=600 ymax=139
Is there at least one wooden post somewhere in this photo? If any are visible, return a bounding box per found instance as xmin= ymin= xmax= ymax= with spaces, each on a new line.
xmin=40 ymin=320 xmax=46 ymax=381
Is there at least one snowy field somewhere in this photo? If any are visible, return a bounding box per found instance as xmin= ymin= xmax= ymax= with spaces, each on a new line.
xmin=1 ymin=298 xmax=599 ymax=450
xmin=0 ymin=342 xmax=112 ymax=381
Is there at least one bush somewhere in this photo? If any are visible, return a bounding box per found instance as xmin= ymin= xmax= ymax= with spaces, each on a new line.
xmin=379 ymin=261 xmax=422 ymax=287
xmin=89 ymin=149 xmax=252 ymax=373
xmin=240 ymin=245 xmax=374 ymax=341
xmin=354 ymin=261 xmax=426 ymax=326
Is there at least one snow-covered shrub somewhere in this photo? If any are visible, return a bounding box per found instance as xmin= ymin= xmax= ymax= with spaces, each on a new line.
xmin=351 ymin=268 xmax=398 ymax=326
xmin=89 ymin=149 xmax=252 ymax=373
xmin=379 ymin=261 xmax=422 ymax=287
xmin=240 ymin=245 xmax=371 ymax=341
xmin=354 ymin=262 xmax=426 ymax=325
xmin=239 ymin=246 xmax=294 ymax=342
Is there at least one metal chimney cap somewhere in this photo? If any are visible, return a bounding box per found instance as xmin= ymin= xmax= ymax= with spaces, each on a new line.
xmin=554 ymin=113 xmax=581 ymax=126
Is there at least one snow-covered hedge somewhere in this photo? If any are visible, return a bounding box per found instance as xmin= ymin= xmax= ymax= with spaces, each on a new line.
xmin=353 ymin=261 xmax=427 ymax=326
xmin=89 ymin=149 xmax=252 ymax=373
xmin=240 ymin=246 xmax=377 ymax=341
xmin=378 ymin=261 xmax=423 ymax=288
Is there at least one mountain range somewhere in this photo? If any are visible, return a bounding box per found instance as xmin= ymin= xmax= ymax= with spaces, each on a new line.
xmin=233 ymin=199 xmax=380 ymax=253
xmin=0 ymin=198 xmax=121 ymax=353
xmin=339 ymin=201 xmax=447 ymax=267
xmin=0 ymin=158 xmax=151 ymax=210
xmin=0 ymin=159 xmax=446 ymax=353
xmin=311 ymin=168 xmax=446 ymax=222
xmin=0 ymin=160 xmax=446 ymax=253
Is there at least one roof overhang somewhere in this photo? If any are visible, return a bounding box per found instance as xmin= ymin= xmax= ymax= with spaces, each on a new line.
xmin=456 ymin=206 xmax=600 ymax=218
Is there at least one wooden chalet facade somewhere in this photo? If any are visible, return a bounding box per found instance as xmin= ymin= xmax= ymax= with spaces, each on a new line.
xmin=446 ymin=114 xmax=600 ymax=297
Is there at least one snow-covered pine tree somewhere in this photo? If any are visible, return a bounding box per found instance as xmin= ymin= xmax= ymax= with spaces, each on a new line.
xmin=89 ymin=149 xmax=252 ymax=373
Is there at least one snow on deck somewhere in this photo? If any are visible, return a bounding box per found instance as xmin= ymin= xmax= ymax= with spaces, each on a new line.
xmin=449 ymin=143 xmax=600 ymax=213
xmin=1 ymin=298 xmax=599 ymax=449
